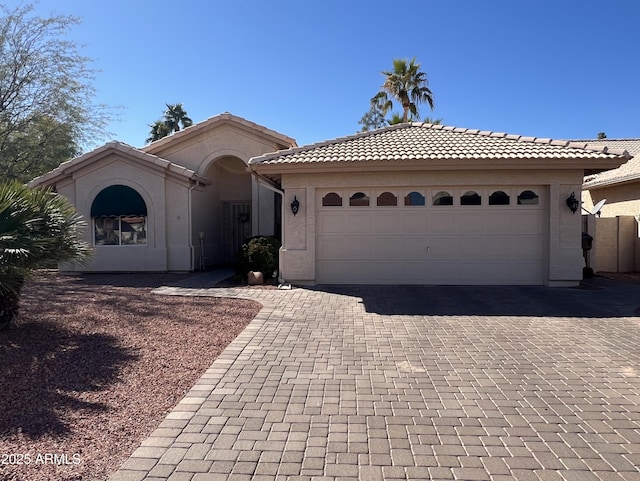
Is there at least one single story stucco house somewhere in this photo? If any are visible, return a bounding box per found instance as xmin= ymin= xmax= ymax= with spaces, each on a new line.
xmin=29 ymin=114 xmax=630 ymax=286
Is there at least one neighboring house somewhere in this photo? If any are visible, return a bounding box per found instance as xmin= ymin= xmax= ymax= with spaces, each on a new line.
xmin=249 ymin=123 xmax=629 ymax=286
xmin=582 ymin=139 xmax=640 ymax=218
xmin=28 ymin=113 xmax=296 ymax=272
xmin=580 ymin=139 xmax=640 ymax=272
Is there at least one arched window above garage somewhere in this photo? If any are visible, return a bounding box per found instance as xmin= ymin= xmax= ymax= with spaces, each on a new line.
xmin=349 ymin=192 xmax=370 ymax=206
xmin=322 ymin=192 xmax=342 ymax=206
xmin=432 ymin=191 xmax=453 ymax=206
xmin=404 ymin=191 xmax=425 ymax=206
xmin=461 ymin=191 xmax=481 ymax=205
xmin=91 ymin=185 xmax=147 ymax=246
xmin=377 ymin=192 xmax=397 ymax=206
xmin=489 ymin=190 xmax=510 ymax=205
xmin=518 ymin=190 xmax=539 ymax=205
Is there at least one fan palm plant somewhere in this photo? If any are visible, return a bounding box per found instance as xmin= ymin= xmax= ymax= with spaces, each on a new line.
xmin=371 ymin=58 xmax=434 ymax=123
xmin=0 ymin=182 xmax=91 ymax=330
xmin=163 ymin=103 xmax=193 ymax=133
xmin=146 ymin=120 xmax=171 ymax=143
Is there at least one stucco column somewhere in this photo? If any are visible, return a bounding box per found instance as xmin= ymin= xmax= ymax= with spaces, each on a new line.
xmin=279 ymin=185 xmax=315 ymax=284
xmin=547 ymin=183 xmax=583 ymax=286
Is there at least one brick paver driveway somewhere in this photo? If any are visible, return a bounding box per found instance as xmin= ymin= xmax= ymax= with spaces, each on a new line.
xmin=110 ymin=278 xmax=640 ymax=481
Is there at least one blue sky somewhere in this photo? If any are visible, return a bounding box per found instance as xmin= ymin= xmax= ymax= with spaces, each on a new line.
xmin=11 ymin=0 xmax=640 ymax=150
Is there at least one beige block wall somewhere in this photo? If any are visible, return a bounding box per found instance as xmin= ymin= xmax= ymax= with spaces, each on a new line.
xmin=585 ymin=182 xmax=640 ymax=272
xmin=593 ymin=216 xmax=638 ymax=272
xmin=594 ymin=217 xmax=617 ymax=272
xmin=278 ymin=168 xmax=585 ymax=286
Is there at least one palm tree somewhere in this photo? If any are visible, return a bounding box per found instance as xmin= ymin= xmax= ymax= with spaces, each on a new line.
xmin=0 ymin=182 xmax=91 ymax=330
xmin=146 ymin=120 xmax=171 ymax=143
xmin=163 ymin=103 xmax=193 ymax=133
xmin=422 ymin=116 xmax=443 ymax=125
xmin=371 ymin=58 xmax=434 ymax=123
xmin=387 ymin=113 xmax=406 ymax=126
xmin=386 ymin=114 xmax=443 ymax=127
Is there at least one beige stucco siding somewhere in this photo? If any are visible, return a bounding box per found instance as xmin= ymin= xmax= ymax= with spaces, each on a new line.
xmin=278 ymin=169 xmax=585 ymax=286
xmin=164 ymin=178 xmax=194 ymax=271
xmin=149 ymin=124 xmax=287 ymax=176
xmin=154 ymin=126 xmax=283 ymax=257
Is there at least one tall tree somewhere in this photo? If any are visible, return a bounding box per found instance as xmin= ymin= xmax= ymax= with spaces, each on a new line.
xmin=359 ymin=109 xmax=442 ymax=131
xmin=0 ymin=181 xmax=91 ymax=330
xmin=146 ymin=120 xmax=171 ymax=143
xmin=370 ymin=58 xmax=434 ymax=124
xmin=0 ymin=4 xmax=111 ymax=183
xmin=163 ymin=103 xmax=193 ymax=133
xmin=422 ymin=116 xmax=443 ymax=125
xmin=146 ymin=103 xmax=193 ymax=143
xmin=358 ymin=104 xmax=387 ymax=131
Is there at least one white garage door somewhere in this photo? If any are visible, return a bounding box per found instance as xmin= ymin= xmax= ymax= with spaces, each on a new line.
xmin=316 ymin=188 xmax=546 ymax=285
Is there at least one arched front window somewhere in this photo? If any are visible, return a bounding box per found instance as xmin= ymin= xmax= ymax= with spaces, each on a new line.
xmin=91 ymin=185 xmax=147 ymax=245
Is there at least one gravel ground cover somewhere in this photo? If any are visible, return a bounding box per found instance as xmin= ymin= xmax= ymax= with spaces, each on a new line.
xmin=0 ymin=271 xmax=261 ymax=481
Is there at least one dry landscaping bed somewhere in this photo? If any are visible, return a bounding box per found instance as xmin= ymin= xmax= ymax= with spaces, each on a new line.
xmin=0 ymin=271 xmax=261 ymax=481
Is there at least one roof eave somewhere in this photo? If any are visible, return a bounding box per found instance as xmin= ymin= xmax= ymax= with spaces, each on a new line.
xmin=250 ymin=156 xmax=628 ymax=175
xmin=583 ymin=174 xmax=640 ymax=190
xmin=28 ymin=142 xmax=209 ymax=188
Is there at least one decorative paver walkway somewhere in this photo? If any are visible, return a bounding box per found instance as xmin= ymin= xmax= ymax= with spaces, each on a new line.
xmin=109 ymin=278 xmax=640 ymax=481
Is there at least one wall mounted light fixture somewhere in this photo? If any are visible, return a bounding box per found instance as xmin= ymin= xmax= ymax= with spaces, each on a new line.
xmin=566 ymin=192 xmax=579 ymax=214
xmin=291 ymin=196 xmax=300 ymax=216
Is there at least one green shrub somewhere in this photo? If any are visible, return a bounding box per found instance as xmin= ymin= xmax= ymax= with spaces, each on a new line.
xmin=236 ymin=236 xmax=280 ymax=280
xmin=0 ymin=181 xmax=91 ymax=330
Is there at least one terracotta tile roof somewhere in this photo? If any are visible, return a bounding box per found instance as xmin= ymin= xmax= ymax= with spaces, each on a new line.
xmin=580 ymin=139 xmax=640 ymax=189
xmin=249 ymin=123 xmax=631 ymax=166
xmin=28 ymin=141 xmax=208 ymax=188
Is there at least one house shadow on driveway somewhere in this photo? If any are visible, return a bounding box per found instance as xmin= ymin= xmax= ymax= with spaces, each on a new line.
xmin=318 ymin=276 xmax=640 ymax=318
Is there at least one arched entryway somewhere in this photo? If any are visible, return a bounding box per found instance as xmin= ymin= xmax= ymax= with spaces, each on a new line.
xmin=192 ymin=155 xmax=252 ymax=267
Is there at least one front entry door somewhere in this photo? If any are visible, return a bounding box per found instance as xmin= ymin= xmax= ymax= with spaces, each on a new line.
xmin=222 ymin=202 xmax=252 ymax=263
